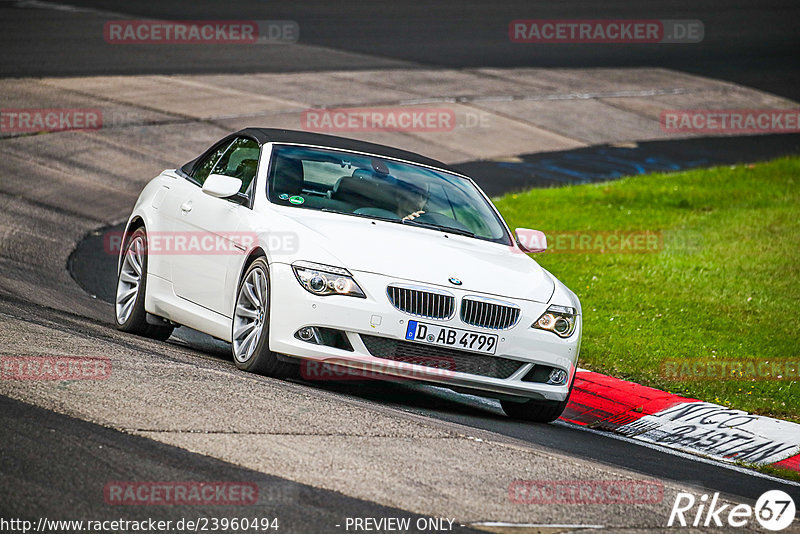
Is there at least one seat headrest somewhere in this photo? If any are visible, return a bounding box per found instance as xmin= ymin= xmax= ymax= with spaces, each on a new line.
xmin=333 ymin=175 xmax=397 ymax=211
xmin=236 ymin=159 xmax=258 ymax=177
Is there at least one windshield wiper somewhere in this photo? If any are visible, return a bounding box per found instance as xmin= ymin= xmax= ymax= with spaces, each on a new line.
xmin=401 ymin=219 xmax=476 ymax=238
xmin=321 ymin=208 xmax=399 ymax=223
xmin=321 ymin=208 xmax=476 ymax=238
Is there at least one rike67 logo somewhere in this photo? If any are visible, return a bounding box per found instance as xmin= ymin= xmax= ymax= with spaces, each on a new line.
xmin=668 ymin=490 xmax=796 ymax=531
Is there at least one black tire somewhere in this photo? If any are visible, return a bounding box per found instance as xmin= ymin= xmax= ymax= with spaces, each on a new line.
xmin=114 ymin=226 xmax=174 ymax=341
xmin=231 ymin=258 xmax=296 ymax=378
xmin=501 ymin=375 xmax=575 ymax=423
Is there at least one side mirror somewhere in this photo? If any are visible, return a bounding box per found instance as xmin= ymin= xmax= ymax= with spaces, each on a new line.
xmin=202 ymin=173 xmax=242 ymax=198
xmin=515 ymin=228 xmax=547 ymax=253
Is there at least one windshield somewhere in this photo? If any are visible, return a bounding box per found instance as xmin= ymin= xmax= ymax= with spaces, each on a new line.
xmin=266 ymin=144 xmax=512 ymax=245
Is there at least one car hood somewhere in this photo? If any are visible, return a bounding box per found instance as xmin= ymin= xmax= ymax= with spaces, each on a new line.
xmin=273 ymin=209 xmax=554 ymax=303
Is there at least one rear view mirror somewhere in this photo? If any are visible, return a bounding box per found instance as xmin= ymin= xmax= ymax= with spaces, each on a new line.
xmin=515 ymin=228 xmax=547 ymax=253
xmin=202 ymin=173 xmax=242 ymax=198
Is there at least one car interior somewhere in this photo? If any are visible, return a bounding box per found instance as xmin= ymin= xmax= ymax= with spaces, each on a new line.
xmin=268 ymin=152 xmax=473 ymax=229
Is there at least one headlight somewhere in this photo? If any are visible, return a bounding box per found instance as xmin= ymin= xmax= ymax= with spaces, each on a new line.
xmin=292 ymin=261 xmax=366 ymax=298
xmin=533 ymin=304 xmax=577 ymax=338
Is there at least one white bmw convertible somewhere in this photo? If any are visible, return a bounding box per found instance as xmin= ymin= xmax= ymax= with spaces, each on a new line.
xmin=115 ymin=129 xmax=581 ymax=422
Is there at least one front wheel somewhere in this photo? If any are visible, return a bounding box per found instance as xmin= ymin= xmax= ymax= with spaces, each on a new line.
xmin=500 ymin=396 xmax=570 ymax=423
xmin=114 ymin=227 xmax=174 ymax=341
xmin=232 ymin=258 xmax=296 ymax=378
xmin=501 ymin=375 xmax=574 ymax=423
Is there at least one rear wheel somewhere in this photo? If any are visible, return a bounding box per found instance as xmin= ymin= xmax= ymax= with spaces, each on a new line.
xmin=114 ymin=227 xmax=174 ymax=341
xmin=232 ymin=258 xmax=296 ymax=378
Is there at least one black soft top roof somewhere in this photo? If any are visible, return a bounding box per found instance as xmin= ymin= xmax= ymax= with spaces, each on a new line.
xmin=238 ymin=128 xmax=458 ymax=173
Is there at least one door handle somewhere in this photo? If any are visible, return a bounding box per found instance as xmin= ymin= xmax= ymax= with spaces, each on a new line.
xmin=180 ymin=201 xmax=193 ymax=213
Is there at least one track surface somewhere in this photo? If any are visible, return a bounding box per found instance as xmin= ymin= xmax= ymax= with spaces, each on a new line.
xmin=457 ymin=134 xmax=800 ymax=195
xmin=1 ymin=0 xmax=799 ymax=102
xmin=0 ymin=395 xmax=480 ymax=533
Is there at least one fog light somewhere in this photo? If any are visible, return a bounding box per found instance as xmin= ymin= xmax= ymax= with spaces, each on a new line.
xmin=294 ymin=327 xmax=354 ymax=351
xmin=297 ymin=326 xmax=318 ymax=342
xmin=547 ymin=368 xmax=568 ymax=385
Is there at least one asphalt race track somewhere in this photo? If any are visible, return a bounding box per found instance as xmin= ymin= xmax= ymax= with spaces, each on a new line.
xmin=0 ymin=395 xmax=481 ymax=533
xmin=2 ymin=1 xmax=800 ymax=532
xmin=2 ymin=0 xmax=798 ymax=102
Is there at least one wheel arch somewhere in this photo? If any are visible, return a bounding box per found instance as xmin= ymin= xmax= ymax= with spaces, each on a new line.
xmin=117 ymin=216 xmax=147 ymax=274
xmin=238 ymin=247 xmax=268 ymax=288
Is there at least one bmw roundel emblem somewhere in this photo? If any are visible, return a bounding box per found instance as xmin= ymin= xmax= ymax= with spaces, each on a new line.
xmin=448 ymin=277 xmax=462 ymax=286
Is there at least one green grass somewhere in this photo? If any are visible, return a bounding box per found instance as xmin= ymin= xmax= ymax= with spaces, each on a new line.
xmin=746 ymin=462 xmax=800 ymax=483
xmin=493 ymin=157 xmax=800 ymax=422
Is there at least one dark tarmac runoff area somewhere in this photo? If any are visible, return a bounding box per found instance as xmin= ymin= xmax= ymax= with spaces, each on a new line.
xmin=1 ymin=1 xmax=800 ymax=532
xmin=0 ymin=0 xmax=798 ymax=101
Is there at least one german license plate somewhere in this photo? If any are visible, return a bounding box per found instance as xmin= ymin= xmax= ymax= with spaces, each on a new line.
xmin=405 ymin=320 xmax=498 ymax=355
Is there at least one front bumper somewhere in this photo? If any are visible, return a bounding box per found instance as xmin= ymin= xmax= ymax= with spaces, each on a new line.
xmin=268 ymin=262 xmax=581 ymax=402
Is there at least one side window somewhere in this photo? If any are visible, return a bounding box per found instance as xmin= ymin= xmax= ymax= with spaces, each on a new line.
xmin=211 ymin=138 xmax=261 ymax=194
xmin=191 ymin=141 xmax=232 ymax=186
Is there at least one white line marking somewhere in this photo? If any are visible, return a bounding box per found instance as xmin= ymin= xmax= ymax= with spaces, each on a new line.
xmin=399 ymin=88 xmax=698 ymax=106
xmin=617 ymin=401 xmax=800 ymax=465
xmin=470 ymin=522 xmax=604 ymax=529
xmin=11 ymin=0 xmax=129 ymax=18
